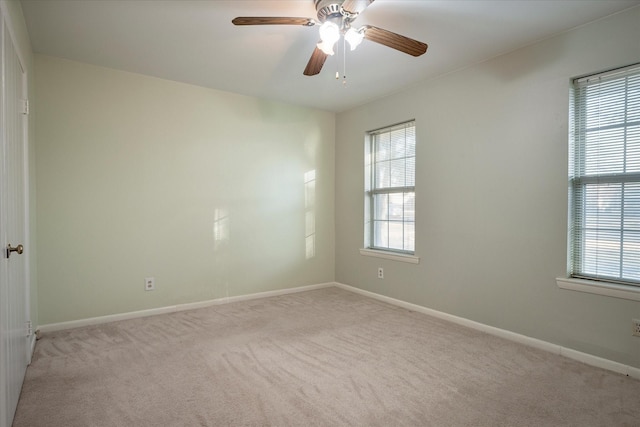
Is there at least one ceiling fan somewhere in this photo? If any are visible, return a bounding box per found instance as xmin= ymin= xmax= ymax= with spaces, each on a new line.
xmin=232 ymin=0 xmax=428 ymax=76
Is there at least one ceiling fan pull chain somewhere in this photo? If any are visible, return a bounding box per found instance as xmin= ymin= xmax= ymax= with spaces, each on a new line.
xmin=336 ymin=38 xmax=340 ymax=79
xmin=343 ymin=37 xmax=347 ymax=86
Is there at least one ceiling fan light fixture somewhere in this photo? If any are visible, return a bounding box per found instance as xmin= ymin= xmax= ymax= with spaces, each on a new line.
xmin=317 ymin=21 xmax=340 ymax=55
xmin=345 ymin=27 xmax=364 ymax=51
xmin=317 ymin=41 xmax=335 ymax=56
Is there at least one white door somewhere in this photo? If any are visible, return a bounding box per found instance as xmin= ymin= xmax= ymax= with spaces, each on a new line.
xmin=0 ymin=11 xmax=30 ymax=427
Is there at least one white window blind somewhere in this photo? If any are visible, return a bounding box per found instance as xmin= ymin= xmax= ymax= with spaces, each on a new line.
xmin=365 ymin=121 xmax=416 ymax=254
xmin=569 ymin=63 xmax=640 ymax=286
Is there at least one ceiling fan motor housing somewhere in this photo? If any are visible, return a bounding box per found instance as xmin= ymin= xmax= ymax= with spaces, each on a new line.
xmin=314 ymin=0 xmax=344 ymax=22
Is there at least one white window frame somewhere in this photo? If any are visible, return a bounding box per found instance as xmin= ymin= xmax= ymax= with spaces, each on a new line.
xmin=558 ymin=63 xmax=640 ymax=300
xmin=363 ymin=120 xmax=418 ymax=262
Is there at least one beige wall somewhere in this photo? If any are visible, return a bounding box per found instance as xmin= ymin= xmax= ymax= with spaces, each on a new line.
xmin=35 ymin=55 xmax=335 ymax=324
xmin=335 ymin=7 xmax=640 ymax=368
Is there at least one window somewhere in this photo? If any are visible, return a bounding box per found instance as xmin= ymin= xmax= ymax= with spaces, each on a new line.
xmin=569 ymin=63 xmax=640 ymax=286
xmin=365 ymin=121 xmax=416 ymax=254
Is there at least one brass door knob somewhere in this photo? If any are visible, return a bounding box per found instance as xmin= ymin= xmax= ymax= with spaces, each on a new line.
xmin=6 ymin=243 xmax=24 ymax=258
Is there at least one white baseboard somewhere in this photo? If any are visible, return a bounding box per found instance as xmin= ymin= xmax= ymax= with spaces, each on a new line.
xmin=38 ymin=282 xmax=335 ymax=334
xmin=35 ymin=280 xmax=640 ymax=380
xmin=28 ymin=334 xmax=36 ymax=364
xmin=333 ymin=282 xmax=640 ymax=380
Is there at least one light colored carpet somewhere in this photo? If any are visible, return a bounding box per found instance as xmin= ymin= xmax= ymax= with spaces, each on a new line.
xmin=13 ymin=287 xmax=640 ymax=426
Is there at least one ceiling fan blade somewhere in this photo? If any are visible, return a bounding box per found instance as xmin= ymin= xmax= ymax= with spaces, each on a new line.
xmin=363 ymin=25 xmax=428 ymax=57
xmin=303 ymin=46 xmax=329 ymax=76
xmin=341 ymin=0 xmax=375 ymax=15
xmin=232 ymin=17 xmax=315 ymax=26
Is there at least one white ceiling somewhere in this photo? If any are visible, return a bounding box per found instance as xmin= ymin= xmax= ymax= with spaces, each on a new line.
xmin=20 ymin=0 xmax=640 ymax=112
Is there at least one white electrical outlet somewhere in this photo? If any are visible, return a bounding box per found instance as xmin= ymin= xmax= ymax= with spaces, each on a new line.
xmin=633 ymin=319 xmax=640 ymax=337
xmin=377 ymin=267 xmax=384 ymax=279
xmin=145 ymin=277 xmax=155 ymax=291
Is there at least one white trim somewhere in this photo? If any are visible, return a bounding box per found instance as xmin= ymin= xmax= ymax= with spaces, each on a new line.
xmin=560 ymin=347 xmax=634 ymax=376
xmin=556 ymin=277 xmax=640 ymax=302
xmin=37 ymin=282 xmax=335 ymax=333
xmin=359 ymin=248 xmax=420 ymax=264
xmin=334 ymin=282 xmax=640 ymax=380
xmin=628 ymin=365 xmax=640 ymax=380
xmin=27 ymin=335 xmax=35 ymax=365
xmin=38 ymin=306 xmax=175 ymax=333
xmin=20 ymin=48 xmax=31 ymax=372
xmin=35 ymin=281 xmax=640 ymax=380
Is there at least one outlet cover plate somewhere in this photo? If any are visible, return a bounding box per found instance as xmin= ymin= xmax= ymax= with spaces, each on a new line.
xmin=633 ymin=319 xmax=640 ymax=337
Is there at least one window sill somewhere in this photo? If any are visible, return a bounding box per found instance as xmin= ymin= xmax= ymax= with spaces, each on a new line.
xmin=359 ymin=248 xmax=420 ymax=264
xmin=556 ymin=277 xmax=640 ymax=302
